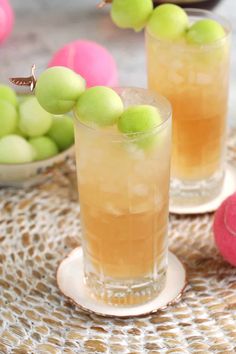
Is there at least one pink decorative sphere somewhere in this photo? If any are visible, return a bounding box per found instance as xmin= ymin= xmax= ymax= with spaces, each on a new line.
xmin=48 ymin=40 xmax=118 ymax=88
xmin=213 ymin=192 xmax=236 ymax=266
xmin=0 ymin=0 xmax=14 ymax=44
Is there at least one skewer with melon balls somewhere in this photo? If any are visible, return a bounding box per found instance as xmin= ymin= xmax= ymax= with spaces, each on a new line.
xmin=99 ymin=1 xmax=226 ymax=45
xmin=34 ymin=66 xmax=163 ymax=149
xmin=34 ymin=67 xmax=124 ymax=127
xmin=10 ymin=66 xmax=165 ymax=155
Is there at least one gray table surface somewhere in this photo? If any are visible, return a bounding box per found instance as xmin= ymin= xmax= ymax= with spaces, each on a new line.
xmin=0 ymin=0 xmax=235 ymax=126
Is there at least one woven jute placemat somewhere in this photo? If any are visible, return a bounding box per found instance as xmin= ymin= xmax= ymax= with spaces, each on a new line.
xmin=0 ymin=131 xmax=236 ymax=354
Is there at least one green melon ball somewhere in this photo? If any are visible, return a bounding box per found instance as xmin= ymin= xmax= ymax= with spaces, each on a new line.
xmin=29 ymin=136 xmax=59 ymax=161
xmin=13 ymin=115 xmax=27 ymax=137
xmin=47 ymin=115 xmax=74 ymax=151
xmin=0 ymin=85 xmax=18 ymax=107
xmin=75 ymin=86 xmax=124 ymax=127
xmin=17 ymin=94 xmax=31 ymax=104
xmin=118 ymin=105 xmax=162 ymax=150
xmin=35 ymin=67 xmax=86 ymax=115
xmin=118 ymin=105 xmax=161 ymax=133
xmin=186 ymin=19 xmax=225 ymax=45
xmin=14 ymin=124 xmax=27 ymax=138
xmin=0 ymin=100 xmax=18 ymax=138
xmin=147 ymin=4 xmax=189 ymax=41
xmin=111 ymin=0 xmax=153 ymax=32
xmin=19 ymin=97 xmax=53 ymax=137
xmin=0 ymin=135 xmax=35 ymax=164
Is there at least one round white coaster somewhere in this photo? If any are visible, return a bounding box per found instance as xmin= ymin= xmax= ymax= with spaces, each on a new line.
xmin=57 ymin=247 xmax=187 ymax=318
xmin=170 ymin=165 xmax=236 ymax=215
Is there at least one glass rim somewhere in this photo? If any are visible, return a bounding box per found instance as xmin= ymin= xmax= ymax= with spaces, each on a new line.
xmin=73 ymin=87 xmax=172 ymax=141
xmin=145 ymin=8 xmax=231 ymax=51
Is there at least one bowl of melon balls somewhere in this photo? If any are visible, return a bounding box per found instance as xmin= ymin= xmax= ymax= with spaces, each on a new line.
xmin=0 ymin=84 xmax=74 ymax=187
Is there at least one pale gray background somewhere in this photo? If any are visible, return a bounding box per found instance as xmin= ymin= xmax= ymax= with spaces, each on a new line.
xmin=0 ymin=0 xmax=235 ymax=125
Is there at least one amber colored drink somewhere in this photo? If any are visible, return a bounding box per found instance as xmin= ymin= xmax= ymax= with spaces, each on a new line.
xmin=146 ymin=9 xmax=231 ymax=205
xmin=74 ymin=88 xmax=172 ymax=305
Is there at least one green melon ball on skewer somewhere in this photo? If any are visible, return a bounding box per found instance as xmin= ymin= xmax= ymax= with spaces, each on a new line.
xmin=118 ymin=105 xmax=162 ymax=133
xmin=186 ymin=19 xmax=225 ymax=45
xmin=75 ymin=86 xmax=124 ymax=126
xmin=35 ymin=66 xmax=86 ymax=115
xmin=0 ymin=84 xmax=18 ymax=106
xmin=29 ymin=136 xmax=59 ymax=161
xmin=186 ymin=19 xmax=227 ymax=66
xmin=0 ymin=99 xmax=18 ymax=138
xmin=111 ymin=0 xmax=153 ymax=32
xmin=118 ymin=105 xmax=162 ymax=150
xmin=147 ymin=4 xmax=189 ymax=41
xmin=47 ymin=115 xmax=74 ymax=151
xmin=0 ymin=135 xmax=35 ymax=164
xmin=19 ymin=97 xmax=53 ymax=137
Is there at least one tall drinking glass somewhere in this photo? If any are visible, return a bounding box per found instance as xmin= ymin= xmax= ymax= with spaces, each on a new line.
xmin=74 ymin=88 xmax=172 ymax=305
xmin=146 ymin=9 xmax=231 ymax=206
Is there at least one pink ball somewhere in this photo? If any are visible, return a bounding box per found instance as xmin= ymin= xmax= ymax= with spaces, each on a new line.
xmin=0 ymin=0 xmax=14 ymax=44
xmin=48 ymin=40 xmax=118 ymax=88
xmin=213 ymin=192 xmax=236 ymax=266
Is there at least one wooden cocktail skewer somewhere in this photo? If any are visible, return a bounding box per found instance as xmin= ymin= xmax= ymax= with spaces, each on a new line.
xmin=9 ymin=64 xmax=37 ymax=92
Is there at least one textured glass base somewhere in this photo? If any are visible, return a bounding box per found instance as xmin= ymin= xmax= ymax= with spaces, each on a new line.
xmin=170 ymin=169 xmax=224 ymax=208
xmin=85 ymin=268 xmax=167 ymax=306
xmin=57 ymin=248 xmax=186 ymax=316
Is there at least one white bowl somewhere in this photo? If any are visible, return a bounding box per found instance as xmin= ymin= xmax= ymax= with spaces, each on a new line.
xmin=0 ymin=145 xmax=74 ymax=188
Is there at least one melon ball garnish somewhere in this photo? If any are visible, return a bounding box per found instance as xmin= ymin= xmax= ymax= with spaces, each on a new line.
xmin=0 ymin=135 xmax=35 ymax=164
xmin=118 ymin=105 xmax=161 ymax=133
xmin=0 ymin=99 xmax=17 ymax=138
xmin=75 ymin=86 xmax=124 ymax=126
xmin=35 ymin=66 xmax=86 ymax=115
xmin=19 ymin=97 xmax=53 ymax=137
xmin=29 ymin=136 xmax=59 ymax=161
xmin=118 ymin=105 xmax=162 ymax=149
xmin=0 ymin=84 xmax=18 ymax=106
xmin=48 ymin=115 xmax=74 ymax=151
xmin=186 ymin=19 xmax=225 ymax=45
xmin=147 ymin=4 xmax=189 ymax=41
xmin=111 ymin=0 xmax=153 ymax=32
